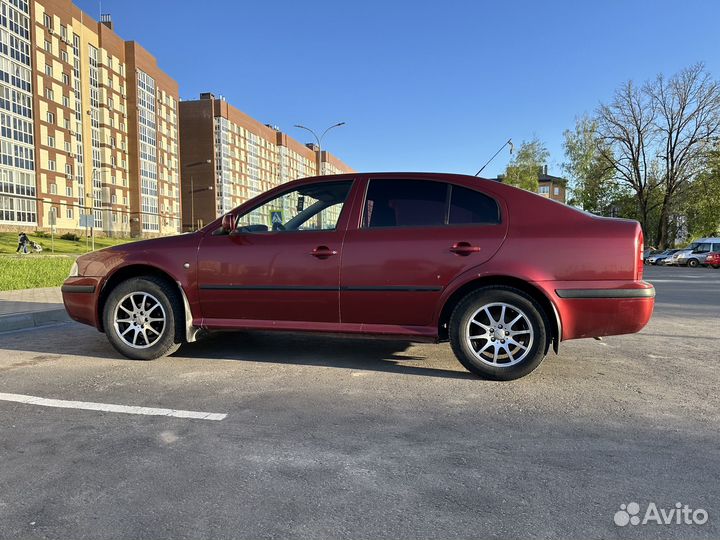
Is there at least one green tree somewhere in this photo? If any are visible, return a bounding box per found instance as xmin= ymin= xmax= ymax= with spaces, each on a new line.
xmin=683 ymin=149 xmax=720 ymax=238
xmin=562 ymin=115 xmax=618 ymax=214
xmin=503 ymin=138 xmax=549 ymax=192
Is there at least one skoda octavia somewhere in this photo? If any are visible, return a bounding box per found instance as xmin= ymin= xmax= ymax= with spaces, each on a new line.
xmin=62 ymin=173 xmax=655 ymax=380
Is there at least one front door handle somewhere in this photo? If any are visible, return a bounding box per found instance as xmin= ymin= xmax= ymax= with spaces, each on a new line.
xmin=450 ymin=242 xmax=481 ymax=256
xmin=311 ymin=246 xmax=338 ymax=259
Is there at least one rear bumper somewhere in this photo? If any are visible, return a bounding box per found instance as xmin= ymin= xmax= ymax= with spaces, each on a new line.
xmin=538 ymin=280 xmax=655 ymax=341
xmin=61 ymin=277 xmax=102 ymax=329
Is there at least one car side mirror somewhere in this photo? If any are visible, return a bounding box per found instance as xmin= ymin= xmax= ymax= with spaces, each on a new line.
xmin=221 ymin=214 xmax=234 ymax=234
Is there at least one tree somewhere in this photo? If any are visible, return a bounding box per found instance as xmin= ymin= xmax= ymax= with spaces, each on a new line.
xmin=596 ymin=80 xmax=663 ymax=242
xmin=647 ymin=64 xmax=720 ymax=247
xmin=503 ymin=138 xmax=549 ymax=192
xmin=683 ymin=148 xmax=720 ymax=238
xmin=562 ymin=115 xmax=618 ymax=214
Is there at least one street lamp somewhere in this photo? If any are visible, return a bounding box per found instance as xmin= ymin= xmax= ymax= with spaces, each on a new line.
xmin=294 ymin=122 xmax=346 ymax=176
xmin=185 ymin=159 xmax=211 ymax=231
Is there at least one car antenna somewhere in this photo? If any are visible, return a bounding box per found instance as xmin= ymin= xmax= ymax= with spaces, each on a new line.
xmin=475 ymin=138 xmax=514 ymax=176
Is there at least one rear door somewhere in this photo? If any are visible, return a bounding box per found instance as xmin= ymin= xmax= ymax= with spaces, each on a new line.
xmin=339 ymin=177 xmax=508 ymax=327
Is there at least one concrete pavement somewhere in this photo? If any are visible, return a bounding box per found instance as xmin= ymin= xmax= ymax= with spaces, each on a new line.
xmin=0 ymin=286 xmax=68 ymax=332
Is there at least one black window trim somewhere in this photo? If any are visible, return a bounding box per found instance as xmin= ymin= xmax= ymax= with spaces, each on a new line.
xmin=361 ymin=178 xmax=502 ymax=230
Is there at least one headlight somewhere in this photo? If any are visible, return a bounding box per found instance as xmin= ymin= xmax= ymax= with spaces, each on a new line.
xmin=68 ymin=261 xmax=79 ymax=278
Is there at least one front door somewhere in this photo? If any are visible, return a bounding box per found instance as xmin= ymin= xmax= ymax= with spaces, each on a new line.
xmin=197 ymin=180 xmax=354 ymax=325
xmin=340 ymin=177 xmax=507 ymax=327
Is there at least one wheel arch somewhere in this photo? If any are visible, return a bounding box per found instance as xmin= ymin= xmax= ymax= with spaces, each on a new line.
xmin=97 ymin=264 xmax=198 ymax=342
xmin=437 ymin=275 xmax=561 ymax=353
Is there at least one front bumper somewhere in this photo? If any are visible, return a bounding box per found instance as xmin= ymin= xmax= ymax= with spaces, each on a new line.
xmin=61 ymin=276 xmax=103 ymax=329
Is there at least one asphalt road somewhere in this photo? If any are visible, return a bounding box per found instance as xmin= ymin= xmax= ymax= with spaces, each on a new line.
xmin=0 ymin=265 xmax=718 ymax=540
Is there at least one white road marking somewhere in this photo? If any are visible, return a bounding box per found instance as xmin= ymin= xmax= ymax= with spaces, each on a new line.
xmin=0 ymin=392 xmax=227 ymax=421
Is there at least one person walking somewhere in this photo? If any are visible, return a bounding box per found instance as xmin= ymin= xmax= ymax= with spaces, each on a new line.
xmin=15 ymin=232 xmax=29 ymax=254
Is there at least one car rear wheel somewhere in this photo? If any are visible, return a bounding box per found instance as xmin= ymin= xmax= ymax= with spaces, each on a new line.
xmin=103 ymin=276 xmax=183 ymax=360
xmin=449 ymin=287 xmax=548 ymax=380
xmin=687 ymin=258 xmax=700 ymax=268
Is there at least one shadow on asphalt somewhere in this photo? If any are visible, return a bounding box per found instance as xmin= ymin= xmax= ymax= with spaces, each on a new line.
xmin=175 ymin=331 xmax=475 ymax=380
xmin=0 ymin=323 xmax=475 ymax=380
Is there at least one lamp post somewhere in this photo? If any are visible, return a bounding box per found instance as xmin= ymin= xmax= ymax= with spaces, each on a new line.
xmin=293 ymin=122 xmax=345 ymax=176
xmin=185 ymin=159 xmax=211 ymax=231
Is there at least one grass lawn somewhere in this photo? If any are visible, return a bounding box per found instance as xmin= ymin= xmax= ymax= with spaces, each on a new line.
xmin=0 ymin=231 xmax=134 ymax=255
xmin=0 ymin=232 xmax=137 ymax=291
xmin=0 ymin=255 xmax=75 ymax=291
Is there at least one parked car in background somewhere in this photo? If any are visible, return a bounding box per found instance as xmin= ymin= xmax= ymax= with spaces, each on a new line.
xmin=643 ymin=247 xmax=660 ymax=261
xmin=705 ymin=252 xmax=720 ymax=269
xmin=646 ymin=249 xmax=680 ymax=265
xmin=670 ymin=238 xmax=720 ymax=267
xmin=61 ymin=173 xmax=655 ymax=381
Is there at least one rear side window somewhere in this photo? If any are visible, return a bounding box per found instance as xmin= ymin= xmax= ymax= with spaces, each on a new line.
xmin=364 ymin=180 xmax=447 ymax=227
xmin=363 ymin=179 xmax=500 ymax=228
xmin=449 ymin=185 xmax=500 ymax=225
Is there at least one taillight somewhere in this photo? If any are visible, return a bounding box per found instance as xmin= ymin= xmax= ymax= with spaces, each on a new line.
xmin=637 ymin=229 xmax=644 ymax=280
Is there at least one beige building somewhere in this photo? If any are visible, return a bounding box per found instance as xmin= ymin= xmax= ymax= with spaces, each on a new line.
xmin=0 ymin=0 xmax=181 ymax=237
xmin=179 ymin=93 xmax=353 ymax=231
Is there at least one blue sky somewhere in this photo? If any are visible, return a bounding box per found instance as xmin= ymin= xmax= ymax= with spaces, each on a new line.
xmin=76 ymin=0 xmax=720 ymax=178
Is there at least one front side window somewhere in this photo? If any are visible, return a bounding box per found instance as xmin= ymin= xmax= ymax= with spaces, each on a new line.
xmin=364 ymin=179 xmax=500 ymax=228
xmin=695 ymin=243 xmax=711 ymax=253
xmin=235 ymin=181 xmax=352 ymax=233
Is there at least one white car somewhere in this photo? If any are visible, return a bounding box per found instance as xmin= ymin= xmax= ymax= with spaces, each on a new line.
xmin=669 ymin=238 xmax=720 ymax=267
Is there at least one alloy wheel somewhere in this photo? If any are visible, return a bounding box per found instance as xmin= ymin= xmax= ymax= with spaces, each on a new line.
xmin=465 ymin=302 xmax=534 ymax=367
xmin=113 ymin=292 xmax=167 ymax=349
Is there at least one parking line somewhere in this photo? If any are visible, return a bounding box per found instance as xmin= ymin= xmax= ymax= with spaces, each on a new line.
xmin=0 ymin=392 xmax=227 ymax=421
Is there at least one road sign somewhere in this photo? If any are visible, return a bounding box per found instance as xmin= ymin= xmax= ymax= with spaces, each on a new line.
xmin=269 ymin=210 xmax=283 ymax=226
xmin=80 ymin=214 xmax=94 ymax=228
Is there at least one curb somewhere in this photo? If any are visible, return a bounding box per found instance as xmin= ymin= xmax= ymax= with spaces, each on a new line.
xmin=0 ymin=308 xmax=70 ymax=333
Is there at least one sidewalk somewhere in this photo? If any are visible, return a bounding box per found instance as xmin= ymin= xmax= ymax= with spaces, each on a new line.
xmin=0 ymin=287 xmax=69 ymax=332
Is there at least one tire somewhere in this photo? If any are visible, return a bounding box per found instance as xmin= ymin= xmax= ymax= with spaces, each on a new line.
xmin=687 ymin=258 xmax=700 ymax=268
xmin=713 ymin=265 xmax=720 ymax=270
xmin=102 ymin=276 xmax=183 ymax=360
xmin=449 ymin=287 xmax=549 ymax=381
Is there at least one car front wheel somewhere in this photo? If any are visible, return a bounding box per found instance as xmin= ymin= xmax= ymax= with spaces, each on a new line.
xmin=687 ymin=258 xmax=700 ymax=268
xmin=449 ymin=287 xmax=548 ymax=381
xmin=103 ymin=276 xmax=183 ymax=360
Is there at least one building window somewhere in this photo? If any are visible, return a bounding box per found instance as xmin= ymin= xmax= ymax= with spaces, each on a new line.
xmin=49 ymin=183 xmax=57 ymax=194
xmin=539 ymin=185 xmax=550 ymax=195
xmin=47 ymin=112 xmax=55 ymax=124
xmin=45 ymin=88 xmax=54 ymax=101
xmin=67 ymin=207 xmax=73 ymax=219
xmin=111 ymin=194 xmax=117 ymax=204
xmin=45 ymin=64 xmax=53 ymax=77
xmin=47 ymin=135 xmax=55 ymax=147
xmin=554 ymin=186 xmax=560 ymax=196
xmin=43 ymin=13 xmax=52 ymax=29
xmin=66 ymin=186 xmax=72 ymax=197
xmin=48 ymin=160 xmax=56 ymax=171
xmin=44 ymin=40 xmax=51 ymax=53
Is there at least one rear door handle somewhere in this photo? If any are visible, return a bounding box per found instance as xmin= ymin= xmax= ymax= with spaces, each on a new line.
xmin=311 ymin=245 xmax=338 ymax=259
xmin=450 ymin=242 xmax=481 ymax=256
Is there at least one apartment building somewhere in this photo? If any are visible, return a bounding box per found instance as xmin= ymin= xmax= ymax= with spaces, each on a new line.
xmin=495 ymin=166 xmax=567 ymax=203
xmin=0 ymin=0 xmax=180 ymax=237
xmin=179 ymin=93 xmax=353 ymax=231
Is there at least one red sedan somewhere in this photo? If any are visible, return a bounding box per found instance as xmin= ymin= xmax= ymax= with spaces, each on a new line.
xmin=62 ymin=173 xmax=655 ymax=380
xmin=706 ymin=252 xmax=720 ymax=269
